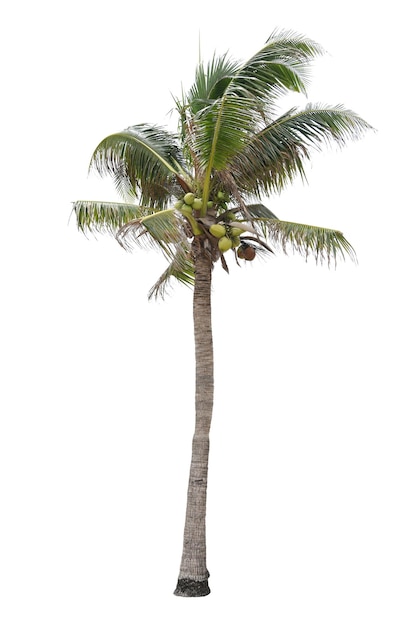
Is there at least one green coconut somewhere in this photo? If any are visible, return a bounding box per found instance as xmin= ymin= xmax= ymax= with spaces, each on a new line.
xmin=209 ymin=224 xmax=226 ymax=238
xmin=230 ymin=226 xmax=244 ymax=237
xmin=218 ymin=236 xmax=232 ymax=253
xmin=192 ymin=198 xmax=203 ymax=210
xmin=183 ymin=192 xmax=195 ymax=205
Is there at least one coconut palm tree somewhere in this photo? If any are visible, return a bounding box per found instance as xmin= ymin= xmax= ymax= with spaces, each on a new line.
xmin=73 ymin=29 xmax=372 ymax=596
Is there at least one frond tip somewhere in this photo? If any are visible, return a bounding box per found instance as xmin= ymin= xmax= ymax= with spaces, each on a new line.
xmin=260 ymin=218 xmax=357 ymax=265
xmin=72 ymin=200 xmax=142 ymax=235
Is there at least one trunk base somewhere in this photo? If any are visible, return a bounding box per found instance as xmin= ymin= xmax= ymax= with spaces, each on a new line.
xmin=173 ymin=578 xmax=211 ymax=597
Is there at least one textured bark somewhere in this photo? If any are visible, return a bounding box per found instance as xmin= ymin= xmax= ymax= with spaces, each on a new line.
xmin=174 ymin=245 xmax=213 ymax=597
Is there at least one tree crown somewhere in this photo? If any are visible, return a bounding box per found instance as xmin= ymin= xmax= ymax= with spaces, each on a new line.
xmin=73 ymin=29 xmax=373 ymax=298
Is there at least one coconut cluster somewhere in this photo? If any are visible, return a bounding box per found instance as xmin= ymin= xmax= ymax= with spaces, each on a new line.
xmin=174 ymin=190 xmax=256 ymax=261
xmin=173 ymin=192 xmax=204 ymax=214
xmin=209 ymin=223 xmax=242 ymax=252
xmin=210 ymin=191 xmax=256 ymax=260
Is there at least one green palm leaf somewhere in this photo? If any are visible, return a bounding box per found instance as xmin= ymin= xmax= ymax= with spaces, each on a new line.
xmin=229 ymin=104 xmax=374 ymax=195
xmin=229 ymin=29 xmax=325 ymax=102
xmin=187 ymin=54 xmax=239 ymax=114
xmin=193 ymin=94 xmax=258 ymax=171
xmin=274 ymin=103 xmax=373 ymax=148
xmin=181 ymin=55 xmax=253 ymax=179
xmin=72 ymin=200 xmax=143 ymax=235
xmin=258 ymin=217 xmax=357 ymax=265
xmin=89 ymin=124 xmax=190 ymax=206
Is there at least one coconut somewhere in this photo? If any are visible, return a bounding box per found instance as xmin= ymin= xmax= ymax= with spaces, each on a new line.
xmin=243 ymin=246 xmax=256 ymax=261
xmin=218 ymin=236 xmax=232 ymax=252
xmin=192 ymin=198 xmax=203 ymax=210
xmin=209 ymin=224 xmax=226 ymax=238
xmin=237 ymin=244 xmax=256 ymax=260
xmin=174 ymin=200 xmax=183 ymax=209
xmin=183 ymin=192 xmax=195 ymax=205
xmin=181 ymin=203 xmax=193 ymax=214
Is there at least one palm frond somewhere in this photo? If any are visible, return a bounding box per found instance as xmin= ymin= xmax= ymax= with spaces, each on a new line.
xmin=194 ymin=94 xmax=258 ymax=171
xmin=258 ymin=218 xmax=357 ymax=265
xmin=72 ymin=200 xmax=144 ymax=235
xmin=89 ymin=124 xmax=190 ymax=206
xmin=116 ymin=208 xmax=187 ymax=254
xmin=148 ymin=245 xmax=195 ymax=300
xmin=274 ymin=103 xmax=374 ymax=148
xmin=228 ymin=29 xmax=325 ymax=105
xmin=180 ymin=54 xmax=249 ymax=181
xmin=187 ymin=54 xmax=239 ymax=114
xmin=229 ymin=104 xmax=374 ymax=196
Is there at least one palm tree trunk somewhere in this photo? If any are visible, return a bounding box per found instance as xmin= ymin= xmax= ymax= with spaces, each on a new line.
xmin=174 ymin=246 xmax=213 ymax=597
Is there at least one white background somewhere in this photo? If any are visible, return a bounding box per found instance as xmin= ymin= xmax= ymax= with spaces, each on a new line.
xmin=1 ymin=1 xmax=417 ymax=624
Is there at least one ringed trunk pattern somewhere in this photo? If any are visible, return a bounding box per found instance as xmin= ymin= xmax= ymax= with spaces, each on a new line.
xmin=174 ymin=246 xmax=213 ymax=597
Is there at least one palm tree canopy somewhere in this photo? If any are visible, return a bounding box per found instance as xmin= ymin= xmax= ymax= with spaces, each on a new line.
xmin=73 ymin=29 xmax=373 ymax=298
